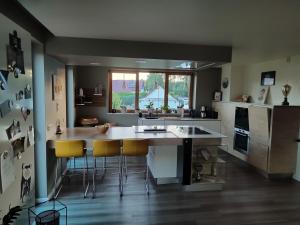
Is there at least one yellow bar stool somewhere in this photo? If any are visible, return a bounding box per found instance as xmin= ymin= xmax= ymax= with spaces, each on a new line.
xmin=54 ymin=140 xmax=89 ymax=199
xmin=92 ymin=140 xmax=121 ymax=198
xmin=120 ymin=139 xmax=149 ymax=196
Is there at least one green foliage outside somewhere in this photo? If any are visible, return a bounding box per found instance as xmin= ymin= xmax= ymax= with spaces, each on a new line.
xmin=112 ymin=92 xmax=135 ymax=109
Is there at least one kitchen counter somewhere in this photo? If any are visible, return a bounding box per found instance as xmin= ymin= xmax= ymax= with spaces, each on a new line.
xmin=139 ymin=117 xmax=220 ymax=121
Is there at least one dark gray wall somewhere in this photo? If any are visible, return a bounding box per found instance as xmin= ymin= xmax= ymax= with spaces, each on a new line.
xmin=194 ymin=68 xmax=221 ymax=111
xmin=74 ymin=66 xmax=139 ymax=126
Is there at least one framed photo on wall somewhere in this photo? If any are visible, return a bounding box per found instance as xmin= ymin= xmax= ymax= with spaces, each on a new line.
xmin=257 ymin=86 xmax=269 ymax=104
xmin=261 ymin=71 xmax=276 ymax=86
xmin=213 ymin=91 xmax=222 ymax=101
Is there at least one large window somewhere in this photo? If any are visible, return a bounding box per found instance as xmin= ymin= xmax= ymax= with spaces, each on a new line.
xmin=110 ymin=71 xmax=193 ymax=112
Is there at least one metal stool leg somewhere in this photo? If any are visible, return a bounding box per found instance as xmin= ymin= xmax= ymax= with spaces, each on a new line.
xmin=146 ymin=156 xmax=149 ymax=195
xmin=54 ymin=158 xmax=63 ymax=199
xmin=92 ymin=157 xmax=96 ymax=198
xmin=119 ymin=155 xmax=124 ymax=196
xmin=83 ymin=154 xmax=89 ymax=198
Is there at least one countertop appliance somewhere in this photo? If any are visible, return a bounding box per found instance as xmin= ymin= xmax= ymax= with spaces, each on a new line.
xmin=234 ymin=107 xmax=249 ymax=154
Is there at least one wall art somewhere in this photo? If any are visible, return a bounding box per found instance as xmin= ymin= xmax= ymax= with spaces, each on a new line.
xmin=6 ymin=120 xmax=21 ymax=140
xmin=11 ymin=137 xmax=25 ymax=158
xmin=0 ymin=100 xmax=13 ymax=118
xmin=7 ymin=31 xmax=25 ymax=77
xmin=15 ymin=90 xmax=24 ymax=101
xmin=0 ymin=70 xmax=9 ymax=90
xmin=26 ymin=125 xmax=34 ymax=147
xmin=20 ymin=163 xmax=31 ymax=203
xmin=52 ymin=74 xmax=63 ymax=100
xmin=21 ymin=107 xmax=30 ymax=121
xmin=24 ymin=84 xmax=31 ymax=99
xmin=261 ymin=71 xmax=276 ymax=86
xmin=0 ymin=150 xmax=15 ymax=194
xmin=257 ymin=86 xmax=269 ymax=104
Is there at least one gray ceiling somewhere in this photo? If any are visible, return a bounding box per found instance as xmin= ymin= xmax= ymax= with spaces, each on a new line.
xmin=19 ymin=0 xmax=300 ymax=64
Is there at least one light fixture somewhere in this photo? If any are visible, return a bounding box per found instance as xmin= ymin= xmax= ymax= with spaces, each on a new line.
xmin=89 ymin=62 xmax=101 ymax=65
xmin=136 ymin=60 xmax=147 ymax=64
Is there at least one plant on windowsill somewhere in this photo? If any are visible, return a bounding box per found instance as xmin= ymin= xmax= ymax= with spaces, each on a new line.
xmin=161 ymin=105 xmax=169 ymax=114
xmin=145 ymin=101 xmax=154 ymax=114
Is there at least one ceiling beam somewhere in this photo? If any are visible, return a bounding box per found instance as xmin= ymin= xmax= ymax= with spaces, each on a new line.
xmin=46 ymin=37 xmax=232 ymax=63
xmin=0 ymin=0 xmax=54 ymax=43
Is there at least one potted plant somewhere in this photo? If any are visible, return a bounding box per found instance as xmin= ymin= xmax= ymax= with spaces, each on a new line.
xmin=145 ymin=101 xmax=154 ymax=114
xmin=161 ymin=105 xmax=169 ymax=114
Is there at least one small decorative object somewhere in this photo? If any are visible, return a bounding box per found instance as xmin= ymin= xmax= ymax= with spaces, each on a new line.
xmin=2 ymin=205 xmax=22 ymax=225
xmin=177 ymin=104 xmax=184 ymax=117
xmin=200 ymin=106 xmax=206 ymax=118
xmin=222 ymin=77 xmax=229 ymax=89
xmin=281 ymin=84 xmax=292 ymax=105
xmin=213 ymin=91 xmax=222 ymax=101
xmin=28 ymin=200 xmax=67 ymax=225
xmin=242 ymin=95 xmax=250 ymax=103
xmin=120 ymin=105 xmax=127 ymax=113
xmin=261 ymin=71 xmax=276 ymax=86
xmin=96 ymin=123 xmax=110 ymax=134
xmin=257 ymin=86 xmax=269 ymax=104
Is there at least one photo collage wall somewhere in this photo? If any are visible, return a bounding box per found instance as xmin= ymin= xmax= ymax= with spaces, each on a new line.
xmin=0 ymin=26 xmax=34 ymax=220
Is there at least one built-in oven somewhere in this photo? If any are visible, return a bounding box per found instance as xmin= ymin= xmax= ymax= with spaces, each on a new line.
xmin=234 ymin=107 xmax=249 ymax=154
xmin=234 ymin=128 xmax=249 ymax=154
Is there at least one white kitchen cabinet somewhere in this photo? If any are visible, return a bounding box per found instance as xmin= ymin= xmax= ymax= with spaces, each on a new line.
xmin=148 ymin=145 xmax=178 ymax=181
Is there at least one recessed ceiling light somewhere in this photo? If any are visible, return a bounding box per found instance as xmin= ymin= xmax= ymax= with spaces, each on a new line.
xmin=136 ymin=60 xmax=147 ymax=64
xmin=89 ymin=62 xmax=101 ymax=65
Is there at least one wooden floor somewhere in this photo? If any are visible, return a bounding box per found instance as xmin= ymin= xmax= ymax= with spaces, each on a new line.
xmin=56 ymin=152 xmax=300 ymax=225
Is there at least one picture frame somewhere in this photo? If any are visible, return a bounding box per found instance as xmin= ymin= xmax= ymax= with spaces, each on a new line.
xmin=52 ymin=74 xmax=63 ymax=100
xmin=261 ymin=71 xmax=276 ymax=86
xmin=213 ymin=91 xmax=222 ymax=101
xmin=257 ymin=86 xmax=269 ymax=104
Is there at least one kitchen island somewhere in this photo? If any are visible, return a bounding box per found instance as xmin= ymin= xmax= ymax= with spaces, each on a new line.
xmin=48 ymin=125 xmax=226 ymax=191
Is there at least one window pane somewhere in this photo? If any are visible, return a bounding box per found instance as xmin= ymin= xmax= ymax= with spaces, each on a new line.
xmin=139 ymin=72 xmax=165 ymax=109
xmin=112 ymin=73 xmax=136 ymax=110
xmin=168 ymin=75 xmax=191 ymax=109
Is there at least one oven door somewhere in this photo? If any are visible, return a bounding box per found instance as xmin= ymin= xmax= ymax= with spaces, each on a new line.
xmin=234 ymin=129 xmax=249 ymax=154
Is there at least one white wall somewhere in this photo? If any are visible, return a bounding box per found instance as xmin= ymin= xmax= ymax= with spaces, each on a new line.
xmin=242 ymin=56 xmax=300 ymax=105
xmin=222 ymin=55 xmax=300 ymax=106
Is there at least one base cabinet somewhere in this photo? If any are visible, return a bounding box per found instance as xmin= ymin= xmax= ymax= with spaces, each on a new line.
xmin=248 ymin=141 xmax=269 ymax=172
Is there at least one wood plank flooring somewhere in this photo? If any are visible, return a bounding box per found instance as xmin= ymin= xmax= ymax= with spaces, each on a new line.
xmin=55 ymin=152 xmax=300 ymax=225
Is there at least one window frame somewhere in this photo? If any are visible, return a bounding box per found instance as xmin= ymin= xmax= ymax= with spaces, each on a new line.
xmin=109 ymin=69 xmax=194 ymax=113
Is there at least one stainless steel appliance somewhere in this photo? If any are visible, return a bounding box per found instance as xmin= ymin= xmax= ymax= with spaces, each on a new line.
xmin=234 ymin=107 xmax=249 ymax=154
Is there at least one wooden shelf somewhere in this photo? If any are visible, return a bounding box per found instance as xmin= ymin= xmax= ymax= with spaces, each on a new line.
xmin=75 ymin=87 xmax=105 ymax=107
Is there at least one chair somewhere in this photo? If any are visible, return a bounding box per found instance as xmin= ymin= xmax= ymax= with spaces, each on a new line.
xmin=92 ymin=140 xmax=121 ymax=198
xmin=120 ymin=139 xmax=149 ymax=196
xmin=54 ymin=140 xmax=89 ymax=198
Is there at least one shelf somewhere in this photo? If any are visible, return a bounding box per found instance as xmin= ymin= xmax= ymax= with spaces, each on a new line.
xmin=75 ymin=87 xmax=105 ymax=107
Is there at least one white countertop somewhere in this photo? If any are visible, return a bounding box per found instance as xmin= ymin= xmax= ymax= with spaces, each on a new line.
xmin=138 ymin=117 xmax=221 ymax=121
xmin=49 ymin=125 xmax=226 ymax=141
